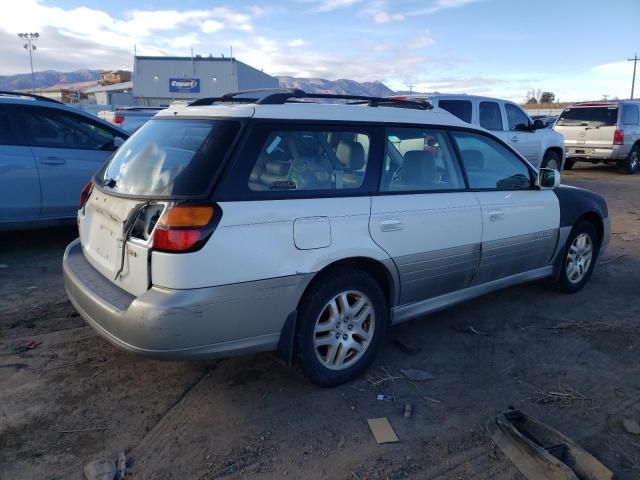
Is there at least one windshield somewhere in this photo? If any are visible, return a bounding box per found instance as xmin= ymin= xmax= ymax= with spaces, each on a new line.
xmin=95 ymin=119 xmax=240 ymax=196
xmin=556 ymin=107 xmax=618 ymax=126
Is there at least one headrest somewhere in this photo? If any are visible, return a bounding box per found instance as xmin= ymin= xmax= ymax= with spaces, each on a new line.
xmin=462 ymin=149 xmax=484 ymax=170
xmin=336 ymin=141 xmax=365 ymax=171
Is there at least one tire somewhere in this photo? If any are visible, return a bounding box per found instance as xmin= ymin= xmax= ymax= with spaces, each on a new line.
xmin=541 ymin=150 xmax=561 ymax=170
xmin=556 ymin=221 xmax=600 ymax=293
xmin=563 ymin=159 xmax=575 ymax=171
xmin=295 ymin=268 xmax=387 ymax=387
xmin=618 ymin=145 xmax=639 ymax=174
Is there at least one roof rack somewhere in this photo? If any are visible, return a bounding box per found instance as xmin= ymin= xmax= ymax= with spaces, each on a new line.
xmin=188 ymin=88 xmax=432 ymax=110
xmin=0 ymin=90 xmax=64 ymax=105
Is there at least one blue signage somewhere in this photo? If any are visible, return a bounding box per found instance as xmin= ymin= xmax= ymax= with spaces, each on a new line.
xmin=169 ymin=78 xmax=200 ymax=93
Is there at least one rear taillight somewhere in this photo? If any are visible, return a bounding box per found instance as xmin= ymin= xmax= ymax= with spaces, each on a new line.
xmin=80 ymin=180 xmax=93 ymax=209
xmin=152 ymin=204 xmax=218 ymax=253
xmin=614 ymin=129 xmax=624 ymax=145
xmin=114 ymin=115 xmax=125 ymax=124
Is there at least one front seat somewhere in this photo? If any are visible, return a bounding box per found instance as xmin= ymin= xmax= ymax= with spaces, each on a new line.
xmin=335 ymin=141 xmax=366 ymax=188
xmin=402 ymin=150 xmax=436 ymax=189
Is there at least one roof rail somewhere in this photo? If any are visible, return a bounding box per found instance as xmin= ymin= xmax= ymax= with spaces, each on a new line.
xmin=0 ymin=90 xmax=65 ymax=105
xmin=188 ymin=88 xmax=432 ymax=110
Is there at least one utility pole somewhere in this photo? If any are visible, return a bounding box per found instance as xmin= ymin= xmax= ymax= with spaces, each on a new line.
xmin=629 ymin=53 xmax=638 ymax=100
xmin=18 ymin=32 xmax=39 ymax=94
xmin=602 ymin=94 xmax=609 ymax=101
xmin=408 ymin=84 xmax=415 ymax=94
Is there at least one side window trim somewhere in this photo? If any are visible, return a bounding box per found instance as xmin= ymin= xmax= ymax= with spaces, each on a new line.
xmin=448 ymin=127 xmax=535 ymax=191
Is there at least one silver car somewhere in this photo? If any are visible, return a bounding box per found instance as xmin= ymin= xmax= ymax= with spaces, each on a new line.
xmin=554 ymin=100 xmax=640 ymax=173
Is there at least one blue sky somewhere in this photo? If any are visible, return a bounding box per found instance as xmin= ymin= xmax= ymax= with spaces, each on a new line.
xmin=1 ymin=0 xmax=638 ymax=101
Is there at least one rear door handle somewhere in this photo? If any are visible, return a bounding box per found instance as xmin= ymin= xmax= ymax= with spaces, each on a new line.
xmin=488 ymin=209 xmax=504 ymax=221
xmin=510 ymin=137 xmax=519 ymax=143
xmin=380 ymin=218 xmax=404 ymax=231
xmin=39 ymin=156 xmax=66 ymax=164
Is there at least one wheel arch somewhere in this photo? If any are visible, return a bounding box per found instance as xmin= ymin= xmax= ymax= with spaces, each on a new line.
xmin=576 ymin=211 xmax=604 ymax=245
xmin=543 ymin=146 xmax=564 ymax=168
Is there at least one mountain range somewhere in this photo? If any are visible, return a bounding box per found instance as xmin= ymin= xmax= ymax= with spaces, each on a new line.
xmin=0 ymin=69 xmax=397 ymax=97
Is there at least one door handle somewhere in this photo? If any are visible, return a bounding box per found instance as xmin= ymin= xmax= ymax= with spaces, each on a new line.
xmin=39 ymin=156 xmax=66 ymax=164
xmin=510 ymin=137 xmax=519 ymax=143
xmin=488 ymin=209 xmax=504 ymax=221
xmin=379 ymin=218 xmax=404 ymax=232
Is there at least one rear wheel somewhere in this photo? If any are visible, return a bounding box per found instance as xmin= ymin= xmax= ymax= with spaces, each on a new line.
xmin=563 ymin=159 xmax=575 ymax=170
xmin=296 ymin=269 xmax=387 ymax=387
xmin=556 ymin=221 xmax=600 ymax=293
xmin=541 ymin=150 xmax=561 ymax=170
xmin=618 ymin=145 xmax=639 ymax=174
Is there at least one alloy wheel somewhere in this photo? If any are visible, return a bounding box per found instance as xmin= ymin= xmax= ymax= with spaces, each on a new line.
xmin=566 ymin=232 xmax=593 ymax=284
xmin=313 ymin=290 xmax=375 ymax=371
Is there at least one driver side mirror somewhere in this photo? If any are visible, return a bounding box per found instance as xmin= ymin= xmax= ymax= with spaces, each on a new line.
xmin=537 ymin=168 xmax=560 ymax=189
xmin=532 ymin=119 xmax=546 ymax=130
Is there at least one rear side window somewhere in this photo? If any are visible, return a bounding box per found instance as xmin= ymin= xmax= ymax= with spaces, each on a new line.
xmin=12 ymin=106 xmax=118 ymax=150
xmin=451 ymin=131 xmax=532 ymax=190
xmin=246 ymin=128 xmax=370 ymax=192
xmin=505 ymin=104 xmax=530 ymax=130
xmin=96 ymin=119 xmax=240 ymax=196
xmin=479 ymin=101 xmax=503 ymax=131
xmin=557 ymin=106 xmax=618 ymax=126
xmin=438 ymin=100 xmax=472 ymax=123
xmin=623 ymin=104 xmax=639 ymax=125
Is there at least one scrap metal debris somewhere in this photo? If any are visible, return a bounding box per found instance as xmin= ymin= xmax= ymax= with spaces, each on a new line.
xmin=453 ymin=324 xmax=488 ymax=335
xmin=117 ymin=451 xmax=127 ymax=479
xmin=623 ymin=418 xmax=640 ymax=436
xmin=14 ymin=340 xmax=42 ymax=354
xmin=403 ymin=403 xmax=413 ymax=418
xmin=376 ymin=394 xmax=396 ymax=403
xmin=486 ymin=409 xmax=612 ymax=480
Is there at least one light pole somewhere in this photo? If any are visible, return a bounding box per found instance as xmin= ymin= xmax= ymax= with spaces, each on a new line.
xmin=18 ymin=32 xmax=39 ymax=94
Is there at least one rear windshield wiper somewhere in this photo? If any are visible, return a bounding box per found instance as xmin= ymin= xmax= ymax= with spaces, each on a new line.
xmin=104 ymin=177 xmax=117 ymax=188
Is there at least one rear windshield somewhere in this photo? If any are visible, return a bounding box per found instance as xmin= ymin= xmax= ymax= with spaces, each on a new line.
xmin=95 ymin=119 xmax=240 ymax=196
xmin=556 ymin=107 xmax=618 ymax=126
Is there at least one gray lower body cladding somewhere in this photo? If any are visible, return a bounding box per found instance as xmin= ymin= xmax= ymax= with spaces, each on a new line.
xmin=63 ymin=239 xmax=312 ymax=359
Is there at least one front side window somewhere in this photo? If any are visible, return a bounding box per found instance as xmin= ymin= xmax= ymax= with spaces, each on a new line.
xmin=97 ymin=119 xmax=240 ymax=196
xmin=381 ymin=128 xmax=465 ymax=192
xmin=623 ymin=104 xmax=639 ymax=125
xmin=451 ymin=131 xmax=532 ymax=190
xmin=438 ymin=100 xmax=472 ymax=123
xmin=505 ymin=103 xmax=530 ymax=130
xmin=14 ymin=106 xmax=119 ymax=150
xmin=247 ymin=129 xmax=370 ymax=192
xmin=479 ymin=101 xmax=503 ymax=131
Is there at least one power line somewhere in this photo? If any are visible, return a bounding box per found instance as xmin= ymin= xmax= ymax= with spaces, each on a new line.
xmin=629 ymin=53 xmax=638 ymax=100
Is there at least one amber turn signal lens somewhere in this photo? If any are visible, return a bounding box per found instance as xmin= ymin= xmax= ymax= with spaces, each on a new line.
xmin=157 ymin=205 xmax=214 ymax=227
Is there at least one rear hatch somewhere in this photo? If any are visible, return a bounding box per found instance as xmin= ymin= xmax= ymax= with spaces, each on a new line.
xmin=554 ymin=105 xmax=619 ymax=150
xmin=78 ymin=117 xmax=242 ymax=296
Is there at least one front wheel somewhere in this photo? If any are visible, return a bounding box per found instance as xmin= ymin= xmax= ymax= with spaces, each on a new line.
xmin=541 ymin=150 xmax=562 ymax=170
xmin=296 ymin=269 xmax=387 ymax=386
xmin=556 ymin=221 xmax=600 ymax=293
xmin=618 ymin=145 xmax=639 ymax=174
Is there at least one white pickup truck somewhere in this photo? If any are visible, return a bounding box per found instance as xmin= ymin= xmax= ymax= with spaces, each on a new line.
xmin=392 ymin=94 xmax=566 ymax=170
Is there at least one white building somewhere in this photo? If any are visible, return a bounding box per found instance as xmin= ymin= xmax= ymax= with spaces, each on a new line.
xmin=132 ymin=55 xmax=279 ymax=106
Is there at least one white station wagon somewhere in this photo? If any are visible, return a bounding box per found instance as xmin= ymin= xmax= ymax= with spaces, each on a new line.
xmin=63 ymin=89 xmax=610 ymax=386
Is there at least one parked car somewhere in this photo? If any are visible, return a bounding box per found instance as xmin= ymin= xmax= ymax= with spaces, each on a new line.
xmin=392 ymin=94 xmax=565 ymax=170
xmin=0 ymin=91 xmax=128 ymax=230
xmin=98 ymin=107 xmax=162 ymax=133
xmin=63 ymin=89 xmax=609 ymax=386
xmin=553 ymin=101 xmax=640 ymax=173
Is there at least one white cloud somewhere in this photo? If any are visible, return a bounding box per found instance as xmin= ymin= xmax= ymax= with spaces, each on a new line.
xmin=372 ymin=11 xmax=405 ymax=24
xmin=408 ymin=0 xmax=482 ymax=15
xmin=409 ymin=31 xmax=436 ymax=49
xmin=316 ymin=0 xmax=365 ymax=12
xmin=287 ymin=39 xmax=307 ymax=47
xmin=201 ymin=20 xmax=224 ymax=33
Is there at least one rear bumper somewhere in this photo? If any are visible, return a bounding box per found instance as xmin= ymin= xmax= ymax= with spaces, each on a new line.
xmin=566 ymin=145 xmax=628 ymax=161
xmin=63 ymin=239 xmax=310 ymax=359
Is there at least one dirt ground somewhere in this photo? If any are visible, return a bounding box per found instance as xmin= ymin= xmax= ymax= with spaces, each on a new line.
xmin=1 ymin=164 xmax=639 ymax=480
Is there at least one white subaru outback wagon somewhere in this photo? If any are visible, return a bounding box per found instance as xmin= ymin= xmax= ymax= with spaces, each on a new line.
xmin=63 ymin=89 xmax=610 ymax=386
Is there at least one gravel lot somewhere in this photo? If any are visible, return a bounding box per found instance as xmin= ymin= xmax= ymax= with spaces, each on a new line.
xmin=1 ymin=164 xmax=639 ymax=480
